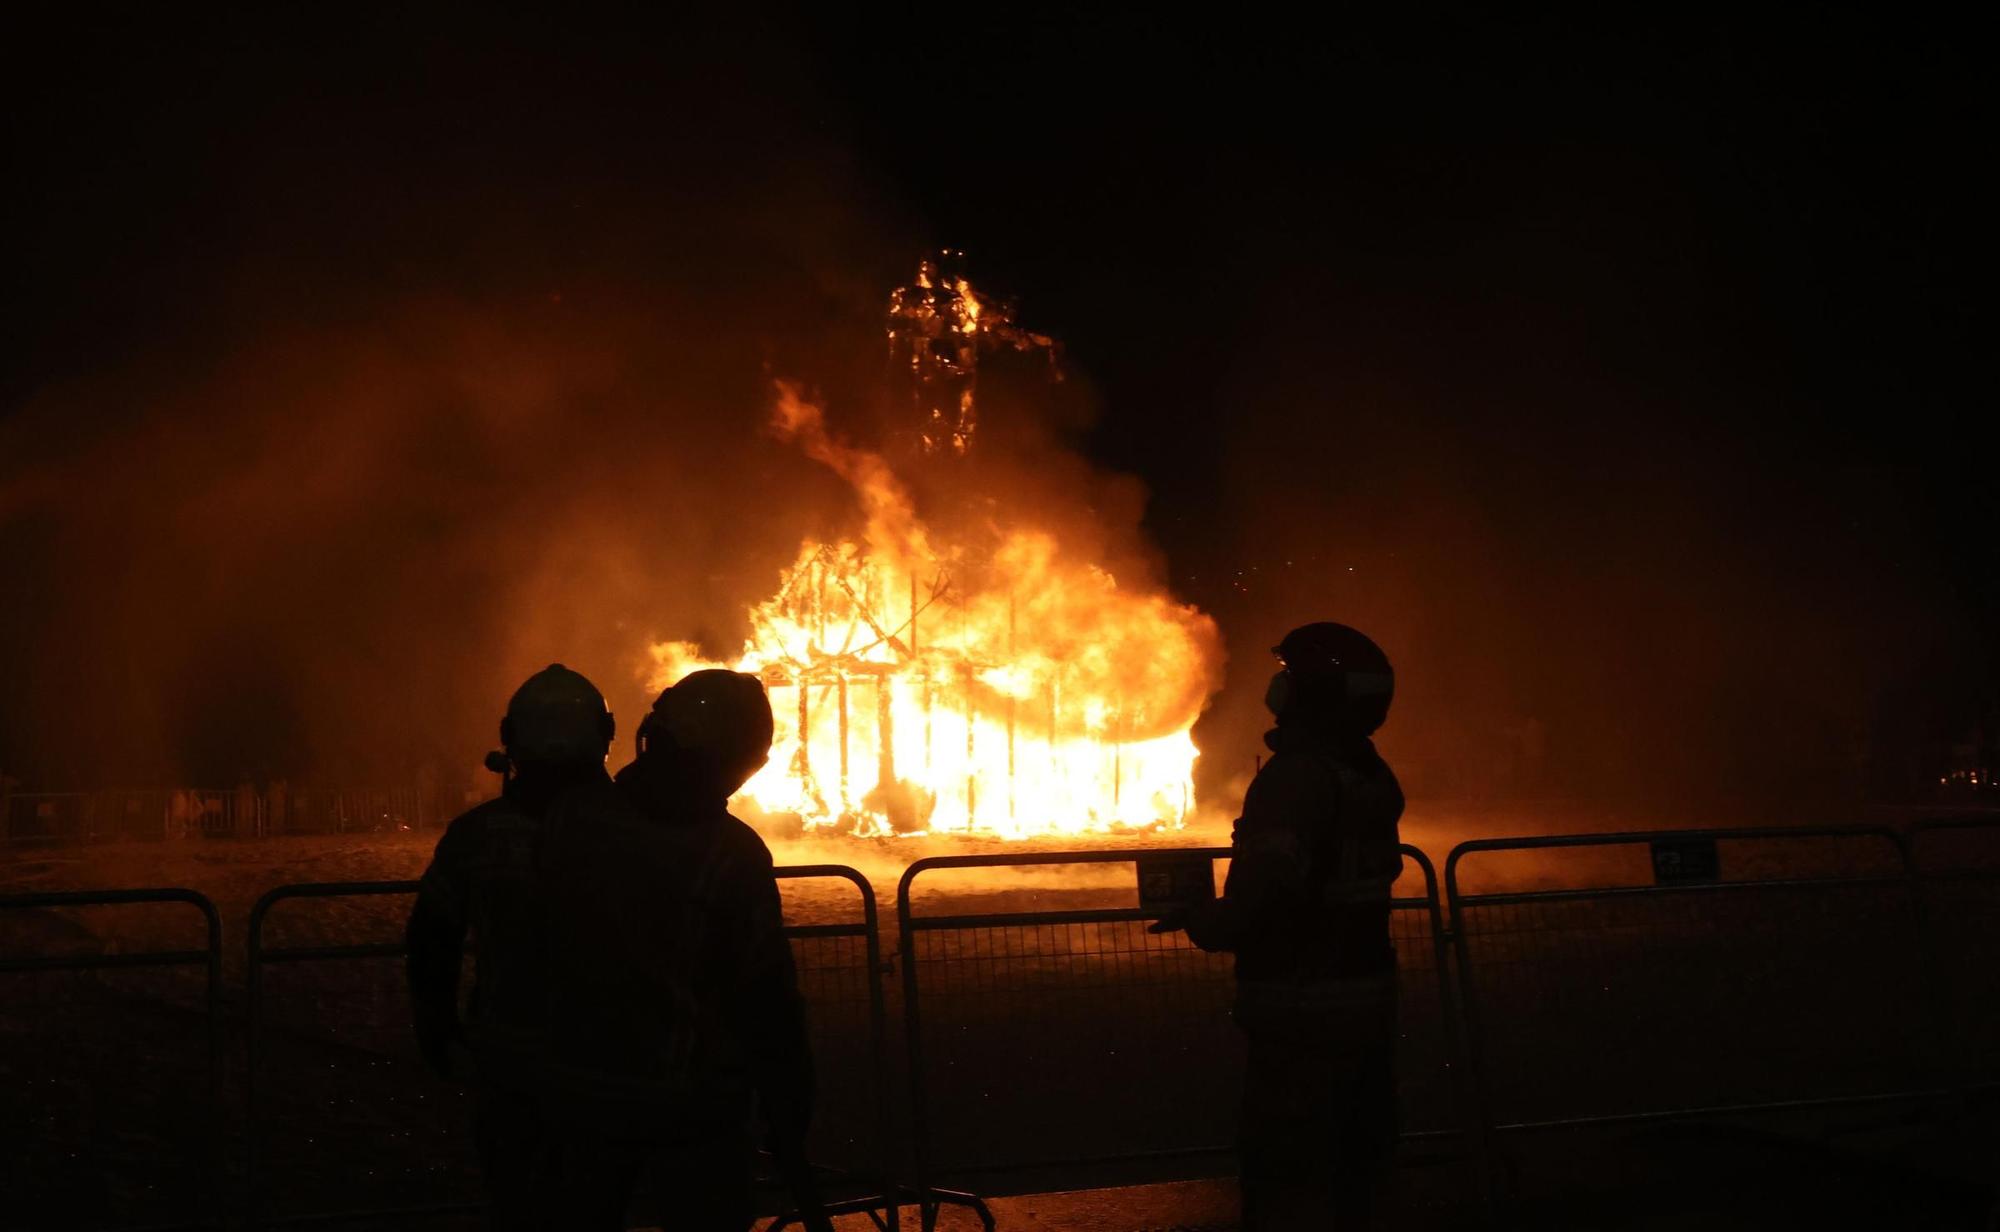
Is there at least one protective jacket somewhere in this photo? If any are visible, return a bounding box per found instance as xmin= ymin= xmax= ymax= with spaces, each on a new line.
xmin=407 ymin=777 xmax=587 ymax=1088
xmin=1184 ymin=724 xmax=1405 ymax=980
xmin=408 ymin=764 xmax=812 ymax=1140
xmin=608 ymin=754 xmax=815 ymax=1144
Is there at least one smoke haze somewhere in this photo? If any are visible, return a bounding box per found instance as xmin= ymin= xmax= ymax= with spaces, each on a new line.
xmin=3 ymin=11 xmax=1987 ymax=820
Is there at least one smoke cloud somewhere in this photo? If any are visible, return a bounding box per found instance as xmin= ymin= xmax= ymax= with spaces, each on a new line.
xmin=0 ymin=82 xmax=1207 ymax=797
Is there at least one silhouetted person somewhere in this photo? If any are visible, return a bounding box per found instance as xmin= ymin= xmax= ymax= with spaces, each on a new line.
xmin=408 ymin=665 xmax=832 ymax=1230
xmin=1154 ymin=623 xmax=1405 ymax=1229
xmin=406 ymin=663 xmax=624 ymax=1227
xmin=606 ymin=670 xmax=831 ymax=1232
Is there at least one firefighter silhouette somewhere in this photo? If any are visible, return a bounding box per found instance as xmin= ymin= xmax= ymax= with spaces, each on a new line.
xmin=1154 ymin=623 xmax=1405 ymax=1229
xmin=407 ymin=666 xmax=831 ymax=1230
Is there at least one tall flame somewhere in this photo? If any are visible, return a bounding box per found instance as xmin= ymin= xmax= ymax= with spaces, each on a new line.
xmin=648 ymin=385 xmax=1222 ymax=838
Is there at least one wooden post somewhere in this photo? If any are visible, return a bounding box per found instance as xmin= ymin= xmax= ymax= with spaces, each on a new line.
xmin=964 ymin=677 xmax=976 ymax=831
xmin=796 ymin=683 xmax=811 ymax=781
xmin=876 ymin=673 xmax=895 ymax=815
xmin=1007 ymin=592 xmax=1017 ymax=823
xmin=1113 ymin=719 xmax=1123 ymax=816
xmin=837 ymin=674 xmax=850 ymax=813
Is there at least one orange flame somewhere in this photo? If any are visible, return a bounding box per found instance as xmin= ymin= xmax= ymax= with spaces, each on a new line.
xmin=649 ymin=385 xmax=1222 ymax=838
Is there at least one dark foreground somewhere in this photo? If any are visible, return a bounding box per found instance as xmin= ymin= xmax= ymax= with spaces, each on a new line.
xmin=1 ymin=804 xmax=1996 ymax=1229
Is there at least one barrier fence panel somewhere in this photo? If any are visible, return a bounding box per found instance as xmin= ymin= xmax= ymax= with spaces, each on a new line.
xmin=1911 ymin=818 xmax=2000 ymax=1090
xmin=769 ymin=865 xmax=891 ymax=1224
xmin=0 ymin=888 xmax=222 ymax=1230
xmin=896 ymin=844 xmax=1460 ymax=1210
xmin=1444 ymin=826 xmax=1946 ymax=1196
xmin=768 ymin=865 xmax=986 ymax=1231
xmin=1385 ymin=848 xmax=1467 ymax=1151
xmin=246 ymin=881 xmax=482 ymax=1227
xmin=242 ymin=865 xmax=956 ymax=1231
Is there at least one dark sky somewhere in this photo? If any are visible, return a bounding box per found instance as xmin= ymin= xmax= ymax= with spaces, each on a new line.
xmin=2 ymin=9 xmax=1988 ymax=799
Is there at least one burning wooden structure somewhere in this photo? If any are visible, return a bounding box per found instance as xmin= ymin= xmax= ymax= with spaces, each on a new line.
xmin=651 ymin=260 xmax=1218 ymax=838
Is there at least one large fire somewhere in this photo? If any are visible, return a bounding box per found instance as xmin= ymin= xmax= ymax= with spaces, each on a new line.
xmin=647 ymin=263 xmax=1221 ymax=839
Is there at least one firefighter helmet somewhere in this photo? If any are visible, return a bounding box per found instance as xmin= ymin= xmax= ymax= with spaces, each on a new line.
xmin=1266 ymin=623 xmax=1394 ymax=732
xmin=499 ymin=664 xmax=615 ymax=766
xmin=638 ymin=669 xmax=775 ymax=795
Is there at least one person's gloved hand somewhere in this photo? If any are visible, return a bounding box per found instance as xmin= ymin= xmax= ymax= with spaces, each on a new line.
xmin=1150 ymin=902 xmax=1230 ymax=952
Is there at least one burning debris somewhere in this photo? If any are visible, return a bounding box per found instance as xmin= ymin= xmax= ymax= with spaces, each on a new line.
xmin=887 ymin=249 xmax=1060 ymax=455
xmin=651 ymin=260 xmax=1218 ymax=839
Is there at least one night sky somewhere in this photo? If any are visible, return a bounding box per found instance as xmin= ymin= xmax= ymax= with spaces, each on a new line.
xmin=2 ymin=10 xmax=1988 ymax=802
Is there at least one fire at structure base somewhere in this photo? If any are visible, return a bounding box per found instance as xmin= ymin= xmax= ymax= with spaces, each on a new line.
xmin=649 ymin=259 xmax=1220 ymax=840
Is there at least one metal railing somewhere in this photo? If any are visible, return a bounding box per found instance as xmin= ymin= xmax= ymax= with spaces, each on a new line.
xmin=245 ymin=879 xmax=477 ymax=1228
xmin=1910 ymin=818 xmax=2000 ymax=1091
xmin=0 ymin=887 xmax=223 ymax=1230
xmin=241 ymin=867 xmax=972 ymax=1231
xmin=1443 ymin=826 xmax=1954 ymax=1201
xmin=895 ymin=844 xmax=1462 ymax=1224
xmin=6 ymin=822 xmax=1988 ymax=1224
xmin=766 ymin=866 xmax=988 ymax=1232
xmin=772 ymin=864 xmax=888 ymax=1198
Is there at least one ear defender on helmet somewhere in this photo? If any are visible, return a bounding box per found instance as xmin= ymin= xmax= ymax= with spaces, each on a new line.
xmin=1263 ymin=669 xmax=1294 ymax=717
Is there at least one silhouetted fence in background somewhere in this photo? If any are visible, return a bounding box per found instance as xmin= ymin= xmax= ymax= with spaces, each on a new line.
xmin=2 ymin=786 xmax=471 ymax=843
xmin=3 ymin=789 xmax=230 ymax=842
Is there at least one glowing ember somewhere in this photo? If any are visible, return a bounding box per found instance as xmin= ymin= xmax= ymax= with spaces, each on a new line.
xmin=648 ymin=378 xmax=1221 ymax=839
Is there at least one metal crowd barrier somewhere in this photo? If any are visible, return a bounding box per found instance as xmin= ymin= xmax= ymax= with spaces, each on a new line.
xmin=0 ymin=887 xmax=223 ymax=1230
xmin=245 ymin=880 xmax=479 ymax=1228
xmin=895 ymin=844 xmax=1461 ymax=1226
xmin=243 ymin=867 xmax=949 ymax=1231
xmin=13 ymin=823 xmax=1987 ymax=1225
xmin=1909 ymin=818 xmax=2000 ymax=1092
xmin=767 ymin=866 xmax=988 ymax=1232
xmin=1443 ymin=826 xmax=1952 ymax=1201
